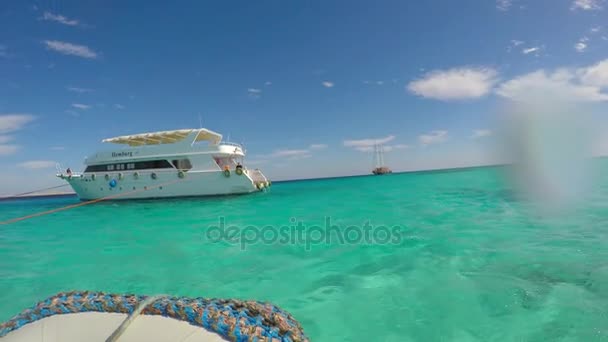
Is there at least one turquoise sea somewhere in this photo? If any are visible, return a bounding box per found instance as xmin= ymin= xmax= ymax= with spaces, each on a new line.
xmin=2 ymin=164 xmax=608 ymax=341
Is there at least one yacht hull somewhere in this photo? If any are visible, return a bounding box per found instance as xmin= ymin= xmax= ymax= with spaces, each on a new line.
xmin=63 ymin=170 xmax=267 ymax=201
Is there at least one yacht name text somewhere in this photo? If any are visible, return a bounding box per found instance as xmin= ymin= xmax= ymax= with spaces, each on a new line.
xmin=111 ymin=152 xmax=133 ymax=158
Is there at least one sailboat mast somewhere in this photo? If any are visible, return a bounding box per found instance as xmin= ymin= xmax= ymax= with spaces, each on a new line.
xmin=371 ymin=141 xmax=391 ymax=175
xmin=373 ymin=142 xmax=379 ymax=168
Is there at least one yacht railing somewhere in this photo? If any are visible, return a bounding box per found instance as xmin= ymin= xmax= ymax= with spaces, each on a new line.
xmin=247 ymin=169 xmax=268 ymax=183
xmin=219 ymin=141 xmax=242 ymax=148
xmin=219 ymin=141 xmax=246 ymax=155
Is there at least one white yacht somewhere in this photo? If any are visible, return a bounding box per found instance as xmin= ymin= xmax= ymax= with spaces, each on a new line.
xmin=56 ymin=128 xmax=270 ymax=200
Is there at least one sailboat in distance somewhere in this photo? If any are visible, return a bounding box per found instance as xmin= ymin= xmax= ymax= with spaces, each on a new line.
xmin=372 ymin=143 xmax=392 ymax=175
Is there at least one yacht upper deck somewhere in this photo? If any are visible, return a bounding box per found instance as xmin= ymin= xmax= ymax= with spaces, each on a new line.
xmin=85 ymin=128 xmax=244 ymax=165
xmin=102 ymin=128 xmax=222 ymax=146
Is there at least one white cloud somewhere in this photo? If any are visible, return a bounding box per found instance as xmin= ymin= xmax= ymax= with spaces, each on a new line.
xmin=0 ymin=114 xmax=35 ymax=134
xmin=67 ymin=86 xmax=92 ymax=93
xmin=0 ymin=145 xmax=19 ymax=156
xmin=245 ymin=159 xmax=267 ymax=166
xmin=471 ymin=129 xmax=493 ymax=139
xmin=322 ymin=81 xmax=334 ymax=88
xmin=309 ymin=144 xmax=327 ymax=150
xmin=496 ymin=0 xmax=514 ymax=11
xmin=247 ymin=88 xmax=262 ymax=99
xmin=522 ymin=46 xmax=540 ymax=55
xmin=578 ymin=59 xmax=608 ymax=86
xmin=50 ymin=146 xmax=65 ymax=150
xmin=72 ymin=103 xmax=90 ymax=110
xmin=571 ymin=0 xmax=603 ymax=10
xmin=262 ymin=143 xmax=326 ymax=161
xmin=43 ymin=40 xmax=98 ymax=59
xmin=393 ymin=144 xmax=410 ymax=149
xmin=354 ymin=146 xmax=374 ymax=152
xmin=344 ymin=135 xmax=396 ymax=152
xmin=363 ymin=80 xmax=389 ymax=86
xmin=344 ymin=135 xmax=410 ymax=152
xmin=590 ymin=26 xmax=602 ymax=33
xmin=575 ymin=37 xmax=589 ymax=52
xmin=507 ymin=40 xmax=525 ymax=52
xmin=0 ymin=115 xmax=33 ymax=157
xmin=270 ymin=149 xmax=311 ymax=160
xmin=419 ymin=131 xmax=448 ymax=145
xmin=383 ymin=144 xmax=410 ymax=152
xmin=265 ymin=81 xmax=272 ymax=86
xmin=18 ymin=160 xmax=57 ymax=169
xmin=114 ymin=104 xmax=125 ymax=110
xmin=575 ymin=42 xmax=588 ymax=52
xmin=496 ymin=63 xmax=608 ymax=102
xmin=407 ymin=67 xmax=498 ymax=101
xmin=507 ymin=40 xmax=522 ymax=52
xmin=41 ymin=12 xmax=79 ymax=26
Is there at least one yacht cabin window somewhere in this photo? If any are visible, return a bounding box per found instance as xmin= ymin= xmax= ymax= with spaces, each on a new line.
xmin=214 ymin=157 xmax=236 ymax=169
xmin=84 ymin=159 xmax=174 ymax=172
xmin=172 ymin=159 xmax=193 ymax=170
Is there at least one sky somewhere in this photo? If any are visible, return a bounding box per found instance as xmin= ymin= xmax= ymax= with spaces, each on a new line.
xmin=1 ymin=0 xmax=607 ymax=195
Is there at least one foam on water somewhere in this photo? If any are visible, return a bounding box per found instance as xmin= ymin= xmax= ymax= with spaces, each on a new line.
xmin=1 ymin=164 xmax=608 ymax=340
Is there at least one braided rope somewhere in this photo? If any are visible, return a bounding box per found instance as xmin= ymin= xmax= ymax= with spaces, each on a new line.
xmin=0 ymin=291 xmax=309 ymax=342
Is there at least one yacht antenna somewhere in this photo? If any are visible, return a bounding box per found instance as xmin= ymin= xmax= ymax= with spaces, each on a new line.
xmin=198 ymin=113 xmax=203 ymax=129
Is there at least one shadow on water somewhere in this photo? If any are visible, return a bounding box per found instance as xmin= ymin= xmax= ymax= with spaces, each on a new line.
xmin=89 ymin=191 xmax=268 ymax=206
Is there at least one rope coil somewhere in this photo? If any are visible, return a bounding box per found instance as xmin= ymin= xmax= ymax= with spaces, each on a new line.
xmin=0 ymin=291 xmax=309 ymax=342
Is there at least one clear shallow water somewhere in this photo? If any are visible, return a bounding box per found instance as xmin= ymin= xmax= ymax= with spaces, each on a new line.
xmin=2 ymin=165 xmax=608 ymax=341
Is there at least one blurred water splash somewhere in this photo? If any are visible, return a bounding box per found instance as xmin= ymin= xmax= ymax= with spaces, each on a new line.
xmin=498 ymin=100 xmax=597 ymax=213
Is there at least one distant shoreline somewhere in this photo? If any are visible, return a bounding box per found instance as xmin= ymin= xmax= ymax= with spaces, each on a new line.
xmin=0 ymin=192 xmax=76 ymax=202
xmin=271 ymin=163 xmax=508 ymax=184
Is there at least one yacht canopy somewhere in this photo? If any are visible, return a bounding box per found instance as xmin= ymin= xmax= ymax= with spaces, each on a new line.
xmin=102 ymin=128 xmax=223 ymax=146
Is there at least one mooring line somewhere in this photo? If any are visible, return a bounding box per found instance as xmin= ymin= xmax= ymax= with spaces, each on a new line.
xmin=0 ymin=178 xmax=184 ymax=225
